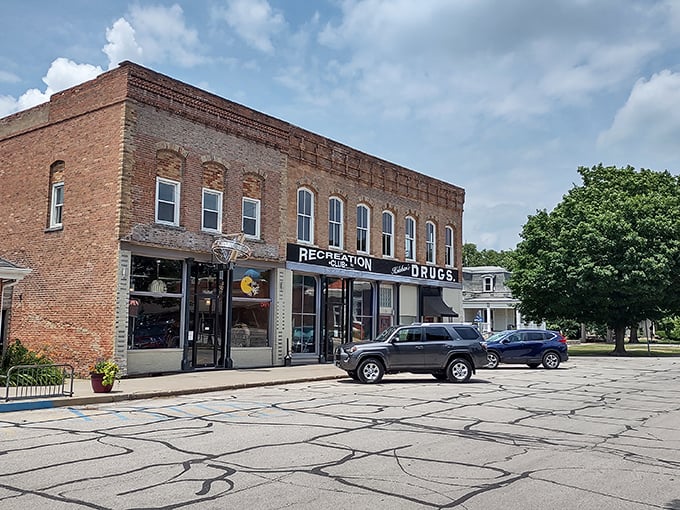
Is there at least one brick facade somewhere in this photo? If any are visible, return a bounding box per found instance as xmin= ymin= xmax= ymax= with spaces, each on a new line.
xmin=0 ymin=61 xmax=465 ymax=375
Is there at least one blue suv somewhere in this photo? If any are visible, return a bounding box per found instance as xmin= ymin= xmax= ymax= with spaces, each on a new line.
xmin=484 ymin=329 xmax=568 ymax=369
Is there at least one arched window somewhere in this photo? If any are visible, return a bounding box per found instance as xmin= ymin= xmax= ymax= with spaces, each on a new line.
xmin=357 ymin=204 xmax=370 ymax=253
xmin=405 ymin=216 xmax=416 ymax=261
xmin=426 ymin=221 xmax=436 ymax=264
xmin=445 ymin=226 xmax=454 ymax=267
xmin=382 ymin=211 xmax=394 ymax=257
xmin=297 ymin=188 xmax=314 ymax=243
xmin=329 ymin=197 xmax=344 ymax=249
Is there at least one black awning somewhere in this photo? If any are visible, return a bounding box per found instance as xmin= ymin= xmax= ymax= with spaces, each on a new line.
xmin=423 ymin=295 xmax=459 ymax=317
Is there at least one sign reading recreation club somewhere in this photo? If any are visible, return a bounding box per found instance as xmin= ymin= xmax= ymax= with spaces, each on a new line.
xmin=286 ymin=243 xmax=459 ymax=284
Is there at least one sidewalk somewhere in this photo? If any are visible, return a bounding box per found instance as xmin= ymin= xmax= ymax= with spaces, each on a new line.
xmin=1 ymin=363 xmax=346 ymax=413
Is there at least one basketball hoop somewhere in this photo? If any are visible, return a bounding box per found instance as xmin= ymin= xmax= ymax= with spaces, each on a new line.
xmin=211 ymin=233 xmax=251 ymax=264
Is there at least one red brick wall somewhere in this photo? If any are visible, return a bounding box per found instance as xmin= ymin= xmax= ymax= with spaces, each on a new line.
xmin=0 ymin=102 xmax=125 ymax=373
xmin=0 ymin=62 xmax=465 ymax=376
xmin=285 ymin=128 xmax=464 ymax=267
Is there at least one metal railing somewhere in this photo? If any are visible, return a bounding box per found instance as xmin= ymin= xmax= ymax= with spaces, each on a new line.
xmin=3 ymin=364 xmax=74 ymax=401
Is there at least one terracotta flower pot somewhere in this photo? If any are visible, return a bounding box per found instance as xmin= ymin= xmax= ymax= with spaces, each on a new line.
xmin=90 ymin=373 xmax=113 ymax=393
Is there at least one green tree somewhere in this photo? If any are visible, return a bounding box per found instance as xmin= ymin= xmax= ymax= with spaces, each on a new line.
xmin=508 ymin=164 xmax=680 ymax=354
xmin=463 ymin=243 xmax=515 ymax=269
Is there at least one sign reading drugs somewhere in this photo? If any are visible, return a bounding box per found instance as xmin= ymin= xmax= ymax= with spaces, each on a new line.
xmin=286 ymin=243 xmax=458 ymax=283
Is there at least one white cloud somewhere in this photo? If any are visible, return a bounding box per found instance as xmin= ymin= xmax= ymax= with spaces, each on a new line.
xmin=214 ymin=0 xmax=285 ymax=54
xmin=107 ymin=4 xmax=205 ymax=67
xmin=0 ymin=58 xmax=103 ymax=117
xmin=0 ymin=4 xmax=205 ymax=117
xmin=313 ymin=0 xmax=668 ymax=124
xmin=597 ymin=70 xmax=680 ymax=165
xmin=103 ymin=18 xmax=143 ymax=69
xmin=0 ymin=70 xmax=19 ymax=84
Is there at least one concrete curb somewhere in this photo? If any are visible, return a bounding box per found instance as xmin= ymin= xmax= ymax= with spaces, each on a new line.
xmin=0 ymin=373 xmax=347 ymax=413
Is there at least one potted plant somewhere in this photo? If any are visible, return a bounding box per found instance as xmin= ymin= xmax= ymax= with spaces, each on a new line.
xmin=89 ymin=359 xmax=119 ymax=393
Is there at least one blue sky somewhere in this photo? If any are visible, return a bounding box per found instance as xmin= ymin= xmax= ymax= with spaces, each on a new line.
xmin=3 ymin=1 xmax=680 ymax=251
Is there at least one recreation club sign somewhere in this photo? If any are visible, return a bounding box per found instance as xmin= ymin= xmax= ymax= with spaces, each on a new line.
xmin=286 ymin=243 xmax=459 ymax=283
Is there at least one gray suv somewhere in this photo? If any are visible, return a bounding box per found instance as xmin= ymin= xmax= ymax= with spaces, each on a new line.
xmin=335 ymin=323 xmax=488 ymax=384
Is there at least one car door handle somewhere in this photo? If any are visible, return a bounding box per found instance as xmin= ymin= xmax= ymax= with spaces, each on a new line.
xmin=415 ymin=345 xmax=424 ymax=350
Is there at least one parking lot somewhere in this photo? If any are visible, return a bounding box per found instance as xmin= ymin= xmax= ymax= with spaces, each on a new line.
xmin=1 ymin=357 xmax=679 ymax=509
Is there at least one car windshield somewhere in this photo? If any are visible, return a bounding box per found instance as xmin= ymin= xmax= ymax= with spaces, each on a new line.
xmin=374 ymin=325 xmax=399 ymax=342
xmin=486 ymin=331 xmax=509 ymax=342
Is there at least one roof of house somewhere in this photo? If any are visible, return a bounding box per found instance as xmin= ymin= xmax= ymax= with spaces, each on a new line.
xmin=462 ymin=266 xmax=508 ymax=273
xmin=0 ymin=257 xmax=31 ymax=282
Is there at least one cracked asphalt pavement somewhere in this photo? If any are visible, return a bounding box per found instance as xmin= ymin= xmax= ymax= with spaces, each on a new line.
xmin=1 ymin=357 xmax=679 ymax=509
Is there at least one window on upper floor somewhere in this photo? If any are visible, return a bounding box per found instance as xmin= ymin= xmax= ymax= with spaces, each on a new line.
xmin=202 ymin=188 xmax=222 ymax=233
xmin=357 ymin=204 xmax=370 ymax=253
xmin=50 ymin=182 xmax=64 ymax=229
xmin=329 ymin=197 xmax=343 ymax=249
xmin=426 ymin=221 xmax=436 ymax=264
xmin=405 ymin=216 xmax=416 ymax=261
xmin=242 ymin=197 xmax=261 ymax=239
xmin=382 ymin=211 xmax=394 ymax=257
xmin=483 ymin=276 xmax=494 ymax=292
xmin=156 ymin=177 xmax=180 ymax=226
xmin=445 ymin=226 xmax=454 ymax=267
xmin=297 ymin=188 xmax=314 ymax=244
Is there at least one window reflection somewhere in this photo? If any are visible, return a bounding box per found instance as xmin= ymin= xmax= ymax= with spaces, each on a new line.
xmin=128 ymin=296 xmax=181 ymax=349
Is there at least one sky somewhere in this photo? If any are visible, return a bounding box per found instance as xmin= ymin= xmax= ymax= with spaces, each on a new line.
xmin=3 ymin=1 xmax=680 ymax=251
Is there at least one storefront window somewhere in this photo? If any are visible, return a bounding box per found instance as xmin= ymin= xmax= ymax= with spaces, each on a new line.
xmin=130 ymin=256 xmax=183 ymax=293
xmin=352 ymin=280 xmax=373 ymax=341
xmin=378 ymin=283 xmax=395 ymax=333
xmin=128 ymin=296 xmax=181 ymax=349
xmin=292 ymin=274 xmax=316 ymax=353
xmin=231 ymin=267 xmax=271 ymax=348
xmin=128 ymin=256 xmax=183 ymax=350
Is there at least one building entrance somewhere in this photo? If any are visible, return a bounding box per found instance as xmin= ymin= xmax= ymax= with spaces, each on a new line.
xmin=187 ymin=262 xmax=224 ymax=369
xmin=321 ymin=277 xmax=349 ymax=362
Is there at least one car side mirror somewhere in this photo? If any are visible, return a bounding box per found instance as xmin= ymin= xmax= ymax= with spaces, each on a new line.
xmin=500 ymin=338 xmax=509 ymax=344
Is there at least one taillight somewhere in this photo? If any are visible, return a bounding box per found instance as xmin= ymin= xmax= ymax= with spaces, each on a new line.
xmin=558 ymin=335 xmax=567 ymax=344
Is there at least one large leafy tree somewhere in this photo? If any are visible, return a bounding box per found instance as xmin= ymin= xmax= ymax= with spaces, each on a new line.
xmin=463 ymin=243 xmax=515 ymax=270
xmin=508 ymin=164 xmax=680 ymax=354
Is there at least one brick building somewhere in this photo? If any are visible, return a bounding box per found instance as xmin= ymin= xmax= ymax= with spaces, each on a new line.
xmin=0 ymin=62 xmax=465 ymax=376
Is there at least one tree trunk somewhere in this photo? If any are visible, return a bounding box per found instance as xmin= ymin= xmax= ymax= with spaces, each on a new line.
xmin=629 ymin=325 xmax=639 ymax=344
xmin=612 ymin=325 xmax=627 ymax=354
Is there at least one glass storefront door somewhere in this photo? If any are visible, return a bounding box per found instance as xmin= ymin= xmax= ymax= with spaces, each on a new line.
xmin=188 ymin=262 xmax=223 ymax=368
xmin=322 ymin=277 xmax=348 ymax=361
xmin=352 ymin=280 xmax=373 ymax=341
xmin=291 ymin=274 xmax=317 ymax=356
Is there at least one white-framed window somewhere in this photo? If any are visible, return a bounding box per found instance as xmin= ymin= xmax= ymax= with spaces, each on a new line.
xmin=426 ymin=221 xmax=436 ymax=264
xmin=202 ymin=188 xmax=222 ymax=233
xmin=156 ymin=177 xmax=180 ymax=226
xmin=445 ymin=226 xmax=454 ymax=267
xmin=49 ymin=182 xmax=64 ymax=228
xmin=405 ymin=216 xmax=415 ymax=261
xmin=483 ymin=276 xmax=494 ymax=292
xmin=242 ymin=197 xmax=261 ymax=239
xmin=382 ymin=211 xmax=394 ymax=257
xmin=329 ymin=197 xmax=343 ymax=249
xmin=297 ymin=188 xmax=314 ymax=243
xmin=357 ymin=204 xmax=370 ymax=253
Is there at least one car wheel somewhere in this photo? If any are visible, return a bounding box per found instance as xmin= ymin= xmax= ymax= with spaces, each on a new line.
xmin=357 ymin=358 xmax=384 ymax=384
xmin=347 ymin=370 xmax=359 ymax=380
xmin=446 ymin=358 xmax=472 ymax=383
xmin=432 ymin=372 xmax=447 ymax=381
xmin=486 ymin=351 xmax=500 ymax=369
xmin=527 ymin=363 xmax=540 ymax=369
xmin=542 ymin=351 xmax=561 ymax=369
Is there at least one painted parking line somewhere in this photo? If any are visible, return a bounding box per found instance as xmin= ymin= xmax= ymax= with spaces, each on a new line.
xmin=68 ymin=408 xmax=92 ymax=421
